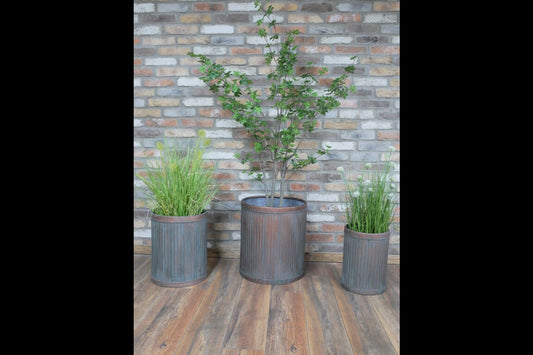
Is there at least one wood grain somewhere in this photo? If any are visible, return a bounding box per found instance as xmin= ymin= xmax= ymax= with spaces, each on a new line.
xmin=134 ymin=256 xmax=399 ymax=355
xmin=266 ymin=281 xmax=309 ymax=354
xmin=332 ymin=263 xmax=397 ymax=354
xmin=223 ymin=279 xmax=271 ymax=351
xmin=302 ymin=262 xmax=353 ymax=354
xmin=173 ymin=259 xmax=243 ymax=354
xmin=134 ymin=286 xmax=206 ymax=354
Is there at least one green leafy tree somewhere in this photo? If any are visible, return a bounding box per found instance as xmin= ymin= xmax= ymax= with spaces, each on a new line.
xmin=188 ymin=0 xmax=356 ymax=207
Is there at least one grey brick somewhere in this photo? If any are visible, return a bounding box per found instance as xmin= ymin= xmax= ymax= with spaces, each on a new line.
xmin=215 ymin=14 xmax=249 ymax=23
xmin=336 ymin=3 xmax=373 ymax=12
xmin=142 ymin=14 xmax=175 ymax=23
xmin=211 ymin=36 xmax=245 ymax=45
xmin=301 ymin=3 xmax=332 ymax=12
xmin=134 ymin=128 xmax=160 ymax=138
xmin=157 ymin=3 xmax=188 ymax=12
xmin=156 ymin=88 xmax=186 ymax=97
xmin=163 ymin=108 xmax=195 ymax=117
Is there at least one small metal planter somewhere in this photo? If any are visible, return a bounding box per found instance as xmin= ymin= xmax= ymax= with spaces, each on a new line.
xmin=341 ymin=226 xmax=390 ymax=295
xmin=239 ymin=196 xmax=307 ymax=285
xmin=151 ymin=211 xmax=208 ymax=287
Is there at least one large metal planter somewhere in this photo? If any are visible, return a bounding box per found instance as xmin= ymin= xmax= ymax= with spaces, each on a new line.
xmin=151 ymin=211 xmax=208 ymax=287
xmin=341 ymin=226 xmax=390 ymax=295
xmin=240 ymin=196 xmax=307 ymax=285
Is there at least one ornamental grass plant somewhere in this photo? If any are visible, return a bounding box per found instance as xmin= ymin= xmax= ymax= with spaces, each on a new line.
xmin=136 ymin=134 xmax=218 ymax=217
xmin=338 ymin=147 xmax=397 ymax=234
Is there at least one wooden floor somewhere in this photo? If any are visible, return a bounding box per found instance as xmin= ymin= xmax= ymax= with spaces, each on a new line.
xmin=134 ymin=255 xmax=399 ymax=355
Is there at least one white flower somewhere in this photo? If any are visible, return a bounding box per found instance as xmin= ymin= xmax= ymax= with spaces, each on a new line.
xmin=363 ymin=179 xmax=371 ymax=186
xmin=364 ymin=163 xmax=372 ymax=169
xmin=388 ymin=146 xmax=396 ymax=152
xmin=353 ymin=190 xmax=360 ymax=197
xmin=336 ymin=166 xmax=344 ymax=173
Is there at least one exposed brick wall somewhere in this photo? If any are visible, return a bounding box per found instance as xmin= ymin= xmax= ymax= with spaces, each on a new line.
xmin=134 ymin=1 xmax=400 ymax=257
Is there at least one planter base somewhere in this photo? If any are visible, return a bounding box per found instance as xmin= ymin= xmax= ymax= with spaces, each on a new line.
xmin=240 ymin=271 xmax=305 ymax=285
xmin=151 ymin=274 xmax=208 ymax=288
xmin=341 ymin=282 xmax=386 ymax=295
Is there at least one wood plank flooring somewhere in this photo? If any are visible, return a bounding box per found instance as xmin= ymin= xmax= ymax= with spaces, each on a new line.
xmin=134 ymin=255 xmax=399 ymax=355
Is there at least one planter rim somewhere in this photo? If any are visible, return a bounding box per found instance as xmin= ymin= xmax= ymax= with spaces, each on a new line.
xmin=344 ymin=225 xmax=390 ymax=239
xmin=151 ymin=210 xmax=207 ymax=223
xmin=241 ymin=195 xmax=307 ymax=213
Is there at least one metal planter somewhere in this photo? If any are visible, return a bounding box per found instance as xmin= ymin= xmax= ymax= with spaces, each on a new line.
xmin=151 ymin=211 xmax=208 ymax=287
xmin=341 ymin=226 xmax=390 ymax=295
xmin=239 ymin=196 xmax=307 ymax=285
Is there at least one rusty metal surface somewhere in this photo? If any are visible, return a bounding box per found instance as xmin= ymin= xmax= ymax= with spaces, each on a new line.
xmin=341 ymin=226 xmax=390 ymax=295
xmin=240 ymin=196 xmax=307 ymax=285
xmin=150 ymin=211 xmax=208 ymax=287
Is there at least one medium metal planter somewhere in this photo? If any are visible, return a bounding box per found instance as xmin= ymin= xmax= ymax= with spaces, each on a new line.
xmin=341 ymin=226 xmax=390 ymax=295
xmin=239 ymin=196 xmax=307 ymax=285
xmin=151 ymin=211 xmax=208 ymax=287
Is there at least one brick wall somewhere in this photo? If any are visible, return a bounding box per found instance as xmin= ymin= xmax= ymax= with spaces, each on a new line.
xmin=134 ymin=0 xmax=400 ymax=258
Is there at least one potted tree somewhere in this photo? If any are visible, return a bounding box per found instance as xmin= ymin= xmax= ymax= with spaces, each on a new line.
xmin=188 ymin=0 xmax=356 ymax=284
xmin=136 ymin=133 xmax=218 ymax=287
xmin=337 ymin=147 xmax=397 ymax=294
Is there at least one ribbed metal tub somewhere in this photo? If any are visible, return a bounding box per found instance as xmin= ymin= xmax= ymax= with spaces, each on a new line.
xmin=240 ymin=196 xmax=307 ymax=285
xmin=151 ymin=211 xmax=208 ymax=287
xmin=341 ymin=226 xmax=390 ymax=295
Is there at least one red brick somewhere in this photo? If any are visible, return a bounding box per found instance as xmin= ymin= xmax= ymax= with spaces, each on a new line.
xmin=306 ymin=234 xmax=335 ymax=243
xmin=134 ymin=68 xmax=153 ymax=76
xmin=194 ymin=3 xmax=225 ymax=11
xmin=181 ymin=118 xmax=213 ymax=127
xmin=293 ymin=36 xmax=315 ymax=44
xmin=274 ymin=25 xmax=307 ymax=34
xmin=335 ymin=46 xmax=366 ymax=54
xmin=295 ymin=66 xmax=324 ymax=76
xmin=213 ymin=172 xmax=236 ymax=180
xmin=322 ymin=224 xmax=345 ymax=233
xmin=143 ymin=79 xmax=173 ymax=87
xmin=289 ymin=183 xmax=320 ymax=191
xmin=145 ymin=119 xmax=177 ymax=127
xmin=377 ymin=131 xmax=400 ymax=140
xmin=370 ymin=46 xmax=400 ymax=55
xmin=230 ymin=47 xmax=262 ymax=55
xmin=180 ymin=14 xmax=212 ymax=23
xmin=374 ymin=2 xmax=400 ymax=11
xmin=199 ymin=108 xmax=232 ymax=117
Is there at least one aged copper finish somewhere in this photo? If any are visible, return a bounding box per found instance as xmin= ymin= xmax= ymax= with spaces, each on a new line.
xmin=240 ymin=196 xmax=307 ymax=285
xmin=341 ymin=225 xmax=390 ymax=295
xmin=151 ymin=211 xmax=208 ymax=287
